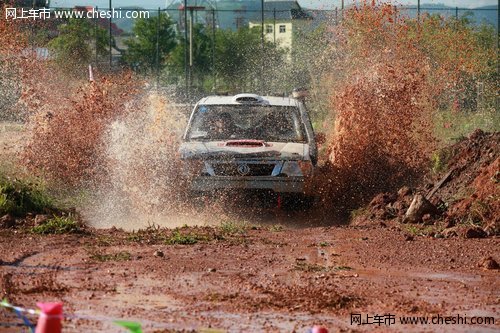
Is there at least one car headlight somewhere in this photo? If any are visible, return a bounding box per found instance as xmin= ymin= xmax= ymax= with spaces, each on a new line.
xmin=298 ymin=160 xmax=313 ymax=177
xmin=181 ymin=159 xmax=207 ymax=177
xmin=281 ymin=161 xmax=313 ymax=177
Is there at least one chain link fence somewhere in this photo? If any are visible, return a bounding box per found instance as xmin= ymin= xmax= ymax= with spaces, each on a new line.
xmin=2 ymin=3 xmax=498 ymax=107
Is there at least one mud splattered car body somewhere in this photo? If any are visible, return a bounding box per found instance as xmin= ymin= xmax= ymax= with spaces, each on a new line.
xmin=179 ymin=94 xmax=317 ymax=193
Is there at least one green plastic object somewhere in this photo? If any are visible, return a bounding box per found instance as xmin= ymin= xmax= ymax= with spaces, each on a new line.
xmin=114 ymin=320 xmax=143 ymax=333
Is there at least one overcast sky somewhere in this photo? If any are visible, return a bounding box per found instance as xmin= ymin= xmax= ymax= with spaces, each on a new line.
xmin=49 ymin=0 xmax=498 ymax=10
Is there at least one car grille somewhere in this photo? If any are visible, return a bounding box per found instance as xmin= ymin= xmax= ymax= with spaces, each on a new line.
xmin=211 ymin=163 xmax=275 ymax=177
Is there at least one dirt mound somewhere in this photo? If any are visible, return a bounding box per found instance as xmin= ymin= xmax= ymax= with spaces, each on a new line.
xmin=355 ymin=130 xmax=499 ymax=236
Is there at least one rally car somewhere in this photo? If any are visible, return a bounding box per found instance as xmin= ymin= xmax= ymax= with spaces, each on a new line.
xmin=179 ymin=93 xmax=318 ymax=194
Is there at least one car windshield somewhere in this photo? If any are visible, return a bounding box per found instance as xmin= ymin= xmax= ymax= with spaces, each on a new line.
xmin=187 ymin=104 xmax=306 ymax=142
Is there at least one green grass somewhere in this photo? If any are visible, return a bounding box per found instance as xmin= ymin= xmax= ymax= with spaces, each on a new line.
xmin=431 ymin=148 xmax=452 ymax=174
xmin=461 ymin=199 xmax=494 ymax=226
xmin=268 ymin=224 xmax=285 ymax=232
xmin=294 ymin=261 xmax=329 ymax=272
xmin=30 ymin=215 xmax=82 ymax=235
xmin=218 ymin=220 xmax=249 ymax=235
xmin=126 ymin=223 xmax=251 ymax=246
xmin=434 ymin=108 xmax=500 ymax=143
xmin=165 ymin=230 xmax=203 ymax=245
xmin=0 ymin=176 xmax=53 ymax=216
xmin=126 ymin=223 xmax=168 ymax=243
xmin=334 ymin=265 xmax=353 ymax=271
xmin=403 ymin=224 xmax=440 ymax=237
xmin=349 ymin=207 xmax=369 ymax=221
xmin=90 ymin=251 xmax=131 ymax=262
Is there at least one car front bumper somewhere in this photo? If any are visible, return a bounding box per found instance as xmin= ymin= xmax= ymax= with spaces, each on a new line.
xmin=190 ymin=176 xmax=305 ymax=193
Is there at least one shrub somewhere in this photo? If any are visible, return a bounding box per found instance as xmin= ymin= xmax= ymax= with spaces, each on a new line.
xmin=165 ymin=230 xmax=202 ymax=245
xmin=0 ymin=177 xmax=52 ymax=216
xmin=30 ymin=215 xmax=82 ymax=234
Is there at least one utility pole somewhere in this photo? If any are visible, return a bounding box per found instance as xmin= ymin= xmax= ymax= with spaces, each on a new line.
xmin=261 ymin=0 xmax=264 ymax=47
xmin=189 ymin=8 xmax=193 ymax=68
xmin=109 ymin=0 xmax=112 ymax=68
xmin=187 ymin=6 xmax=205 ymax=95
xmin=183 ymin=0 xmax=188 ymax=99
xmin=212 ymin=8 xmax=216 ymax=91
xmin=156 ymin=7 xmax=161 ymax=89
xmin=261 ymin=0 xmax=264 ymax=94
xmin=273 ymin=7 xmax=276 ymax=45
xmin=95 ymin=6 xmax=98 ymax=65
xmin=417 ymin=0 xmax=420 ymax=22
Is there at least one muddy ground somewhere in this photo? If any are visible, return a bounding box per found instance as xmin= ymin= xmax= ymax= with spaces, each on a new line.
xmin=1 ymin=225 xmax=499 ymax=332
xmin=1 ymin=123 xmax=499 ymax=332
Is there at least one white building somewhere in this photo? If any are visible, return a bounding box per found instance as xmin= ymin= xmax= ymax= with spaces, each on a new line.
xmin=249 ymin=1 xmax=312 ymax=53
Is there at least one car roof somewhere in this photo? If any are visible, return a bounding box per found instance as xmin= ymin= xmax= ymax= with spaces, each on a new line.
xmin=197 ymin=95 xmax=300 ymax=107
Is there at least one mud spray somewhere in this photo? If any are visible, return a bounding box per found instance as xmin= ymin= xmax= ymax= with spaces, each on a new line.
xmin=13 ymin=2 xmax=496 ymax=227
xmin=314 ymin=2 xmax=494 ymax=215
xmin=83 ymin=92 xmax=223 ymax=229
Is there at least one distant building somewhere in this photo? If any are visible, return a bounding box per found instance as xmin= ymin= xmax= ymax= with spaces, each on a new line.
xmin=166 ymin=0 xmax=259 ymax=31
xmin=249 ymin=1 xmax=312 ymax=52
xmin=12 ymin=0 xmax=48 ymax=7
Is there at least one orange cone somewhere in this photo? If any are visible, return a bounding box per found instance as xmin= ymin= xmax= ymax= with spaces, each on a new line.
xmin=35 ymin=302 xmax=63 ymax=333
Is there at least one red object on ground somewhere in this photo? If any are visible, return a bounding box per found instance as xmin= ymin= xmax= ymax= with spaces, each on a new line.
xmin=310 ymin=326 xmax=328 ymax=333
xmin=35 ymin=302 xmax=63 ymax=333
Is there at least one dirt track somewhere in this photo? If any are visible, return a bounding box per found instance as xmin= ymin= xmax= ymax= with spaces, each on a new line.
xmin=0 ymin=124 xmax=498 ymax=332
xmin=1 ymin=223 xmax=498 ymax=332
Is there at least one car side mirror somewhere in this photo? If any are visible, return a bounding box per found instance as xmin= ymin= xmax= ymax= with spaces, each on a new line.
xmin=315 ymin=132 xmax=326 ymax=145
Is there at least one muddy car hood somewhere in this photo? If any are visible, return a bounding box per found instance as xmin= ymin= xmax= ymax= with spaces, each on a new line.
xmin=180 ymin=141 xmax=309 ymax=160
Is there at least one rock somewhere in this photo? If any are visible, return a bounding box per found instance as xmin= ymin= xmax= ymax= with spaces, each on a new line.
xmin=402 ymin=194 xmax=438 ymax=224
xmin=483 ymin=223 xmax=499 ymax=236
xmin=397 ymin=186 xmax=412 ymax=197
xmin=34 ymin=214 xmax=49 ymax=226
xmin=0 ymin=214 xmax=15 ymax=228
xmin=154 ymin=250 xmax=164 ymax=257
xmin=392 ymin=201 xmax=406 ymax=214
xmin=207 ymin=268 xmax=216 ymax=273
xmin=430 ymin=197 xmax=445 ymax=209
xmin=444 ymin=218 xmax=455 ymax=229
xmin=422 ymin=214 xmax=433 ymax=225
xmin=404 ymin=235 xmax=414 ymax=241
xmin=478 ymin=257 xmax=499 ymax=270
xmin=369 ymin=193 xmax=397 ymax=207
xmin=424 ymin=183 xmax=433 ymax=191
xmin=442 ymin=227 xmax=459 ymax=238
xmin=468 ymin=128 xmax=485 ymax=140
xmin=463 ymin=226 xmax=487 ymax=239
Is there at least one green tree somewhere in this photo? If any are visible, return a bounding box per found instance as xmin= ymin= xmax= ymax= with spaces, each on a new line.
xmin=49 ymin=18 xmax=108 ymax=71
xmin=167 ymin=23 xmax=212 ymax=89
xmin=214 ymin=27 xmax=285 ymax=93
xmin=123 ymin=13 xmax=177 ymax=72
xmin=290 ymin=23 xmax=330 ymax=120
